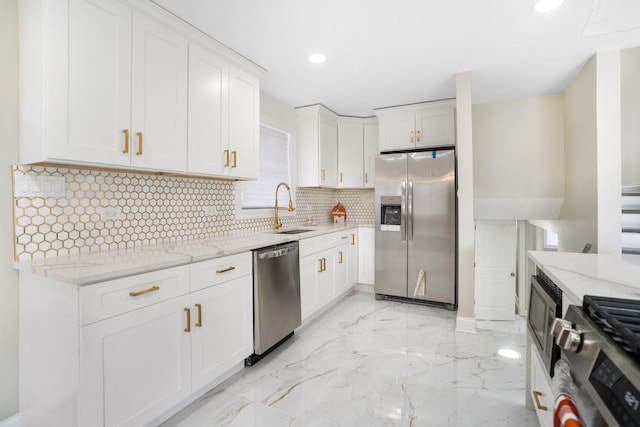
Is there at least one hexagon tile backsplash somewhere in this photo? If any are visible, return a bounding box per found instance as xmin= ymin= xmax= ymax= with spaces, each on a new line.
xmin=12 ymin=165 xmax=374 ymax=261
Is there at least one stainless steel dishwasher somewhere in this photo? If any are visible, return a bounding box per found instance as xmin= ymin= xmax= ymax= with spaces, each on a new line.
xmin=246 ymin=241 xmax=301 ymax=365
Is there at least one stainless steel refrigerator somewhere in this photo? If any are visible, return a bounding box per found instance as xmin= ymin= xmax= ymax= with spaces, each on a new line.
xmin=374 ymin=149 xmax=456 ymax=309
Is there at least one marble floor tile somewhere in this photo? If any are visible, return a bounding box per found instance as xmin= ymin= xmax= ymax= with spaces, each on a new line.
xmin=161 ymin=291 xmax=537 ymax=427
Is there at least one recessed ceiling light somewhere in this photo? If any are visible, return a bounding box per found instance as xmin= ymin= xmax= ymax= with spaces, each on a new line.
xmin=533 ymin=0 xmax=565 ymax=13
xmin=308 ymin=53 xmax=327 ymax=64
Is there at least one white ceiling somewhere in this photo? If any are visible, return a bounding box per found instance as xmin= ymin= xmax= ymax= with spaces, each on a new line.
xmin=152 ymin=0 xmax=640 ymax=117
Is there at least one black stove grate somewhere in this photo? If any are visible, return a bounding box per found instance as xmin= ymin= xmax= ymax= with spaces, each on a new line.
xmin=583 ymin=295 xmax=640 ymax=361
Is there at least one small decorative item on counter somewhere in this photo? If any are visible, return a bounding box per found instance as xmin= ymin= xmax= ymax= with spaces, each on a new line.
xmin=331 ymin=202 xmax=347 ymax=224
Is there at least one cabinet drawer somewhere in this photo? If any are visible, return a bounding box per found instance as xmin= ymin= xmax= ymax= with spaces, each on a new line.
xmin=79 ymin=265 xmax=190 ymax=325
xmin=300 ymin=231 xmax=355 ymax=257
xmin=190 ymin=252 xmax=252 ymax=292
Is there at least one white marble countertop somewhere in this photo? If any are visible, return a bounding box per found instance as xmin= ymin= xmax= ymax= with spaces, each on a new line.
xmin=528 ymin=251 xmax=640 ymax=304
xmin=16 ymin=223 xmax=367 ymax=286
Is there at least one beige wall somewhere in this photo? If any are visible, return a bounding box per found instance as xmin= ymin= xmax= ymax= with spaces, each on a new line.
xmin=0 ymin=0 xmax=20 ymax=420
xmin=558 ymin=56 xmax=598 ymax=253
xmin=622 ymin=46 xmax=640 ymax=187
xmin=472 ymin=95 xmax=565 ymax=219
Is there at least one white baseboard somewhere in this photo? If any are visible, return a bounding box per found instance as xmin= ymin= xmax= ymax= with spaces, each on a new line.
xmin=0 ymin=414 xmax=19 ymax=427
xmin=455 ymin=315 xmax=476 ymax=334
xmin=354 ymin=283 xmax=374 ymax=293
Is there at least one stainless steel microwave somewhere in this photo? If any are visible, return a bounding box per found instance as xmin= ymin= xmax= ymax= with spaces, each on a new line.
xmin=527 ymin=270 xmax=563 ymax=377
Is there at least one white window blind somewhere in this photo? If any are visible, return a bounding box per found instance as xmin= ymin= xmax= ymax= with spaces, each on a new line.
xmin=240 ymin=125 xmax=291 ymax=210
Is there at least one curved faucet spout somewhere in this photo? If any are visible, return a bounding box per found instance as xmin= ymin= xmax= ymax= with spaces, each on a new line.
xmin=274 ymin=182 xmax=295 ymax=230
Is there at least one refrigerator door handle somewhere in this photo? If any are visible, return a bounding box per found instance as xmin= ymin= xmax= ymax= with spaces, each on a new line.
xmin=408 ymin=180 xmax=414 ymax=241
xmin=401 ymin=180 xmax=407 ymax=242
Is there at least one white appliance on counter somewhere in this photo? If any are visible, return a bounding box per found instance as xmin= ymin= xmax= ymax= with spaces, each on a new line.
xmin=374 ymin=148 xmax=456 ymax=309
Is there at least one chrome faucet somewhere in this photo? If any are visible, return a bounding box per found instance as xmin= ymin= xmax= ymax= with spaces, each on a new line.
xmin=274 ymin=182 xmax=295 ymax=230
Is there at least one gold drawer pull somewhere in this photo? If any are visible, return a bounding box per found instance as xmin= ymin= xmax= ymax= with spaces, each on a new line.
xmin=184 ymin=308 xmax=191 ymax=333
xmin=321 ymin=169 xmax=325 ymax=181
xmin=136 ymin=131 xmax=143 ymax=155
xmin=224 ymin=149 xmax=230 ymax=167
xmin=318 ymin=258 xmax=323 ymax=273
xmin=351 ymin=234 xmax=355 ymax=245
xmin=195 ymin=303 xmax=202 ymax=327
xmin=232 ymin=151 xmax=237 ymax=168
xmin=341 ymin=236 xmax=349 ymax=240
xmin=122 ymin=129 xmax=130 ymax=154
xmin=129 ymin=285 xmax=160 ymax=297
xmin=340 ymin=172 xmax=343 ymax=183
xmin=216 ymin=266 xmax=236 ymax=274
xmin=532 ymin=390 xmax=547 ymax=411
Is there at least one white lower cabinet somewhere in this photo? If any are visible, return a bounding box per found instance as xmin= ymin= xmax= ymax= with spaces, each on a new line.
xmin=80 ymin=295 xmax=192 ymax=427
xmin=530 ymin=347 xmax=554 ymax=427
xmin=19 ymin=253 xmax=253 ymax=427
xmin=358 ymin=227 xmax=375 ymax=285
xmin=190 ymin=275 xmax=253 ymax=391
xmin=300 ymin=230 xmax=356 ymax=321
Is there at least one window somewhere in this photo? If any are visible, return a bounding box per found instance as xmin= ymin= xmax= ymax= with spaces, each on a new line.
xmin=238 ymin=124 xmax=292 ymax=212
xmin=543 ymin=229 xmax=558 ymax=251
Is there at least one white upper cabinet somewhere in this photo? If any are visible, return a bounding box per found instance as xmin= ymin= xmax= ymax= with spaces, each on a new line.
xmin=19 ymin=0 xmax=262 ymax=178
xmin=187 ymin=46 xmax=260 ymax=179
xmin=130 ymin=14 xmax=188 ymax=172
xmin=363 ymin=118 xmax=378 ymax=188
xmin=375 ymin=100 xmax=456 ymax=152
xmin=227 ymin=65 xmax=260 ymax=179
xmin=296 ymin=105 xmax=338 ymax=187
xmin=337 ymin=117 xmax=364 ymax=188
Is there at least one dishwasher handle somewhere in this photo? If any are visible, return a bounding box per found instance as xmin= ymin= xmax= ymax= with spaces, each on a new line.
xmin=257 ymin=244 xmax=298 ymax=260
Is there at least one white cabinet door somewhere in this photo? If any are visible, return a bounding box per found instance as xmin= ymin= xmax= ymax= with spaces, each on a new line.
xmin=363 ymin=120 xmax=378 ymax=188
xmin=377 ymin=111 xmax=415 ymax=152
xmin=318 ymin=248 xmax=336 ymax=306
xmin=334 ymin=243 xmax=350 ymax=294
xmin=530 ymin=348 xmax=554 ymax=427
xmin=300 ymin=254 xmax=322 ymax=321
xmin=348 ymin=231 xmax=358 ymax=286
xmin=319 ymin=112 xmax=338 ymax=187
xmin=337 ymin=118 xmax=363 ymax=188
xmin=47 ymin=0 xmax=133 ymax=166
xmin=358 ymin=227 xmax=375 ymax=285
xmin=131 ymin=14 xmax=188 ymax=172
xmin=190 ymin=276 xmax=253 ymax=391
xmin=415 ymin=105 xmax=455 ymax=149
xmin=475 ymin=220 xmax=517 ymax=320
xmin=227 ymin=65 xmax=260 ymax=179
xmin=187 ymin=44 xmax=226 ymax=176
xmin=80 ymin=295 xmax=191 ymax=427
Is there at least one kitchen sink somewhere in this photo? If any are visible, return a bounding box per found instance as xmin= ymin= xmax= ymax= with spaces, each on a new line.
xmin=277 ymin=229 xmax=314 ymax=235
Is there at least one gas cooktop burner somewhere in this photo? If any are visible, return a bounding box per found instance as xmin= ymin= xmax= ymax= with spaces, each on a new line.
xmin=583 ymin=295 xmax=640 ymax=361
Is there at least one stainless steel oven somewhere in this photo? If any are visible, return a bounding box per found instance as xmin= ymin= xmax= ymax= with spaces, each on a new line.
xmin=553 ymin=296 xmax=640 ymax=427
xmin=528 ymin=269 xmax=563 ymax=377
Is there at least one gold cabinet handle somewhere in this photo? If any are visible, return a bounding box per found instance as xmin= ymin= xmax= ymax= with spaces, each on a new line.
xmin=129 ymin=285 xmax=159 ymax=297
xmin=232 ymin=151 xmax=237 ymax=168
xmin=321 ymin=169 xmax=325 ymax=181
xmin=184 ymin=308 xmax=191 ymax=333
xmin=323 ymin=258 xmax=327 ymax=271
xmin=409 ymin=131 xmax=414 ymax=143
xmin=122 ymin=129 xmax=130 ymax=154
xmin=318 ymin=258 xmax=323 ymax=273
xmin=351 ymin=234 xmax=355 ymax=245
xmin=339 ymin=251 xmax=343 ymax=264
xmin=365 ymin=172 xmax=368 ymax=184
xmin=532 ymin=391 xmax=547 ymax=411
xmin=224 ymin=149 xmax=230 ymax=167
xmin=416 ymin=130 xmax=421 ymax=142
xmin=216 ymin=266 xmax=236 ymax=274
xmin=195 ymin=303 xmax=202 ymax=327
xmin=341 ymin=235 xmax=349 ymax=240
xmin=340 ymin=172 xmax=343 ymax=183
xmin=136 ymin=131 xmax=143 ymax=155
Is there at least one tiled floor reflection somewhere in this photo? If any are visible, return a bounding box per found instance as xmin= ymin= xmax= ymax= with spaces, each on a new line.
xmin=162 ymin=292 xmax=537 ymax=426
